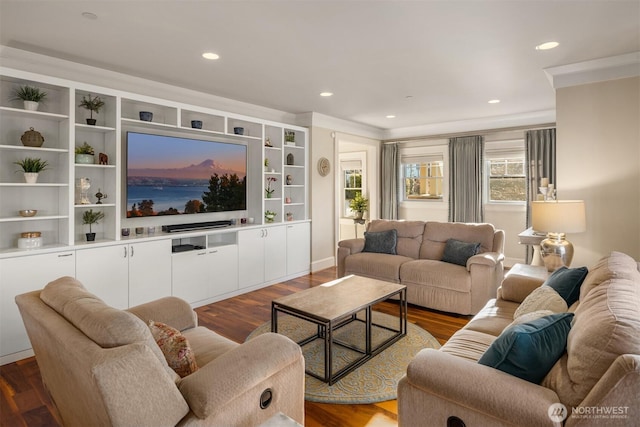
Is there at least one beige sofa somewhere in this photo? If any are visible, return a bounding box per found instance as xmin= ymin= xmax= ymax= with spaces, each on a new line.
xmin=337 ymin=220 xmax=505 ymax=315
xmin=15 ymin=277 xmax=305 ymax=427
xmin=398 ymin=251 xmax=640 ymax=427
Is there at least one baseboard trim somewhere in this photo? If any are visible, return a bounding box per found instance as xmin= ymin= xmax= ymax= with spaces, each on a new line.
xmin=312 ymin=257 xmax=335 ymax=272
xmin=1 ymin=348 xmax=34 ymax=366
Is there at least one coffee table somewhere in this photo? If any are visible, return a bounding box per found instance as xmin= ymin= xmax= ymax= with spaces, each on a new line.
xmin=271 ymin=275 xmax=407 ymax=385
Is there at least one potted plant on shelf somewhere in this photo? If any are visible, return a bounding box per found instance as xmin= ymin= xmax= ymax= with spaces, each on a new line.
xmin=11 ymin=85 xmax=47 ymax=111
xmin=14 ymin=157 xmax=49 ymax=184
xmin=75 ymin=142 xmax=95 ymax=164
xmin=78 ymin=94 xmax=105 ymax=125
xmin=265 ymin=176 xmax=277 ymax=198
xmin=349 ymin=193 xmax=369 ymax=220
xmin=265 ymin=210 xmax=277 ymax=223
xmin=285 ymin=130 xmax=295 ymax=145
xmin=82 ymin=209 xmax=105 ymax=242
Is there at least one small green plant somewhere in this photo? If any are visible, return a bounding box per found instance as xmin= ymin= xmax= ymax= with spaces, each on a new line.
xmin=264 ymin=158 xmax=269 ymax=168
xmin=12 ymin=85 xmax=47 ymax=103
xmin=78 ymin=94 xmax=105 ymax=119
xmin=349 ymin=193 xmax=369 ymax=214
xmin=75 ymin=142 xmax=95 ymax=155
xmin=265 ymin=176 xmax=277 ymax=197
xmin=285 ymin=130 xmax=295 ymax=143
xmin=82 ymin=209 xmax=105 ymax=234
xmin=14 ymin=157 xmax=49 ymax=173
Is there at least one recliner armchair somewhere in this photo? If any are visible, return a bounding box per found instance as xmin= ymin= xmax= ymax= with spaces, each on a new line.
xmin=15 ymin=276 xmax=305 ymax=427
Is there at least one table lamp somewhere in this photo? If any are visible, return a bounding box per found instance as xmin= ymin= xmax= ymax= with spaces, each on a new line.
xmin=531 ymin=200 xmax=586 ymax=271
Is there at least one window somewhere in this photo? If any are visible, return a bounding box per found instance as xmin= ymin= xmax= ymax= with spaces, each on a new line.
xmin=340 ymin=153 xmax=366 ymax=217
xmin=402 ymin=157 xmax=444 ymax=201
xmin=486 ymin=157 xmax=526 ymax=202
xmin=343 ymin=168 xmax=362 ymax=217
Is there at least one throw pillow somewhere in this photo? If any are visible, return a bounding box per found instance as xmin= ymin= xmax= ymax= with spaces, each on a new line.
xmin=478 ymin=312 xmax=574 ymax=384
xmin=513 ymin=286 xmax=568 ymax=319
xmin=149 ymin=321 xmax=198 ymax=378
xmin=441 ymin=238 xmax=481 ymax=266
xmin=363 ymin=229 xmax=397 ymax=255
xmin=543 ymin=266 xmax=589 ymax=306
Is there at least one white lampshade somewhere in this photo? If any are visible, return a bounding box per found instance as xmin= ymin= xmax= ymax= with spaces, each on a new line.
xmin=531 ymin=200 xmax=586 ymax=233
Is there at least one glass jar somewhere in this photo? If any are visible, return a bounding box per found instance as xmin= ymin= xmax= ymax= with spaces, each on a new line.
xmin=18 ymin=231 xmax=43 ymax=249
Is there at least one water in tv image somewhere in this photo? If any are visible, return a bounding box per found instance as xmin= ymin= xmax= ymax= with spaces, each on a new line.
xmin=127 ymin=132 xmax=246 ymax=217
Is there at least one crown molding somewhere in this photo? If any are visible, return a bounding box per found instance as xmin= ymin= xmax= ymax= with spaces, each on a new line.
xmin=295 ymin=112 xmax=384 ymax=140
xmin=544 ymin=52 xmax=640 ymax=89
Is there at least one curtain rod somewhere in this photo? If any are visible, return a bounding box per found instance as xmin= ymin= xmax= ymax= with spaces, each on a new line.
xmin=382 ymin=122 xmax=556 ymax=144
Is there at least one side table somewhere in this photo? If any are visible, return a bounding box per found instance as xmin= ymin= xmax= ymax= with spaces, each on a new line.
xmin=518 ymin=227 xmax=546 ymax=266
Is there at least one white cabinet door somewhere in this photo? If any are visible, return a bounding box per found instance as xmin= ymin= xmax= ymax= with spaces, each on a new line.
xmin=128 ymin=239 xmax=172 ymax=306
xmin=172 ymin=249 xmax=209 ymax=304
xmin=238 ymin=229 xmax=266 ymax=289
xmin=264 ymin=225 xmax=287 ymax=282
xmin=208 ymin=245 xmax=238 ymax=297
xmin=286 ymin=222 xmax=311 ymax=276
xmin=0 ymin=251 xmax=75 ymax=360
xmin=76 ymin=245 xmax=129 ymax=309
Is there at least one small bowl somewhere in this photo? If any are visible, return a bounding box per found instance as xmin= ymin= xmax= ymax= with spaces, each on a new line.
xmin=19 ymin=209 xmax=38 ymax=217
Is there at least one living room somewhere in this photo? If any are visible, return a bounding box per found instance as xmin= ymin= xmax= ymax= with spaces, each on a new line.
xmin=1 ymin=1 xmax=639 ymax=426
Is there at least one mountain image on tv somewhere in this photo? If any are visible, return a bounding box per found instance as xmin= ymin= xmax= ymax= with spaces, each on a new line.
xmin=126 ymin=132 xmax=247 ymax=217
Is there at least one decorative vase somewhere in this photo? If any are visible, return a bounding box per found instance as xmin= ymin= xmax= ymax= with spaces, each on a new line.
xmin=24 ymin=173 xmax=38 ymax=184
xmin=23 ymin=101 xmax=39 ymax=111
xmin=75 ymin=154 xmax=95 ymax=164
xmin=20 ymin=127 xmax=45 ymax=147
xmin=287 ymin=153 xmax=294 ymax=165
xmin=191 ymin=120 xmax=203 ymax=129
xmin=139 ymin=111 xmax=153 ymax=122
xmin=265 ymin=214 xmax=275 ymax=223
xmin=86 ymin=118 xmax=97 ymax=126
xmin=266 ymin=192 xmax=272 ymax=199
xmin=233 ymin=127 xmax=244 ymax=135
xmin=354 ymin=211 xmax=364 ymax=220
xmin=86 ymin=232 xmax=96 ymax=242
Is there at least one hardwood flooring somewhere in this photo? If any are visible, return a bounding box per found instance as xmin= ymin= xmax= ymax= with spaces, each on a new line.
xmin=0 ymin=267 xmax=470 ymax=427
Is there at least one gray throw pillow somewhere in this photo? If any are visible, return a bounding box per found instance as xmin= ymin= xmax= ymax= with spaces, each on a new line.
xmin=363 ymin=229 xmax=397 ymax=255
xmin=441 ymin=238 xmax=481 ymax=266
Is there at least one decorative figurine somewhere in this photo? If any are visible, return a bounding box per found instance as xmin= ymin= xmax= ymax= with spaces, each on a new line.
xmin=77 ymin=177 xmax=91 ymax=205
xmin=287 ymin=153 xmax=294 ymax=165
xmin=95 ymin=188 xmax=107 ymax=204
xmin=99 ymin=152 xmax=108 ymax=165
xmin=265 ymin=136 xmax=272 ymax=147
xmin=286 ymin=174 xmax=292 ymax=185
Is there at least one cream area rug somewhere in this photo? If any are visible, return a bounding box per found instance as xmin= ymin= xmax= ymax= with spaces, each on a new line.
xmin=246 ymin=311 xmax=440 ymax=404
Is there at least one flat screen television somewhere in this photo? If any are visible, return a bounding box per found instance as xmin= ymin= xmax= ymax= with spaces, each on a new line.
xmin=126 ymin=132 xmax=247 ymax=217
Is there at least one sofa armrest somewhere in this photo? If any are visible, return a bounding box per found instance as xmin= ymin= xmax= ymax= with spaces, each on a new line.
xmin=402 ymin=349 xmax=560 ymax=426
xmin=337 ymin=238 xmax=365 ymax=277
xmin=127 ymin=296 xmax=198 ymax=331
xmin=497 ymin=264 xmax=549 ymax=303
xmin=177 ymin=332 xmax=304 ymax=420
xmin=466 ymin=251 xmax=504 ymax=270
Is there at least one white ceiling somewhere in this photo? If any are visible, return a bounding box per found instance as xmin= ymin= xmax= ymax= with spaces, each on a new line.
xmin=1 ymin=1 xmax=639 ymax=131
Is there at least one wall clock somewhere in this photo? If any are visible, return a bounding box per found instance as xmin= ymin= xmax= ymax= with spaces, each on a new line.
xmin=317 ymin=157 xmax=331 ymax=176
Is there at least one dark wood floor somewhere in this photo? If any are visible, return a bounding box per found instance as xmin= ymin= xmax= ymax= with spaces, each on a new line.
xmin=0 ymin=267 xmax=470 ymax=427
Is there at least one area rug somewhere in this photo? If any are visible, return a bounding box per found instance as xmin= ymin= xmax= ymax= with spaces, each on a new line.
xmin=246 ymin=311 xmax=440 ymax=404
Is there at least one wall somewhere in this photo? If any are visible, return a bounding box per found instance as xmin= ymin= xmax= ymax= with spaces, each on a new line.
xmin=556 ymin=76 xmax=640 ymax=266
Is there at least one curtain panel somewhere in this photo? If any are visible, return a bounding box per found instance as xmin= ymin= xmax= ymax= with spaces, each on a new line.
xmin=448 ymin=135 xmax=484 ymax=223
xmin=381 ymin=143 xmax=399 ymax=219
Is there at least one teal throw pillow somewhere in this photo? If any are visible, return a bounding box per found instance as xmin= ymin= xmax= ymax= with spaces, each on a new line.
xmin=478 ymin=312 xmax=574 ymax=384
xmin=441 ymin=238 xmax=481 ymax=266
xmin=363 ymin=229 xmax=397 ymax=255
xmin=543 ymin=266 xmax=588 ymax=306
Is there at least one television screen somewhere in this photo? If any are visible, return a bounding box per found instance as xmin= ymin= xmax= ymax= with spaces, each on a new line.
xmin=126 ymin=132 xmax=246 ymax=217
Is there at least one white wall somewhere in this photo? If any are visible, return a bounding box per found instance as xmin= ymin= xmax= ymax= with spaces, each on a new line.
xmin=556 ymin=76 xmax=640 ymax=266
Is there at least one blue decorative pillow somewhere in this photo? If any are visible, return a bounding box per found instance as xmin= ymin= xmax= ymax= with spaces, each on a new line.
xmin=543 ymin=266 xmax=588 ymax=306
xmin=441 ymin=239 xmax=481 ymax=266
xmin=478 ymin=312 xmax=574 ymax=384
xmin=363 ymin=229 xmax=397 ymax=255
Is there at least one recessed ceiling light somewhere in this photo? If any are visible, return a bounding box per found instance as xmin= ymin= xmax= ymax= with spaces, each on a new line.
xmin=320 ymin=92 xmax=333 ymax=97
xmin=386 ymin=115 xmax=396 ymax=119
xmin=81 ymin=12 xmax=97 ymax=20
xmin=535 ymin=41 xmax=559 ymax=51
xmin=488 ymin=99 xmax=500 ymax=104
xmin=202 ymin=52 xmax=220 ymax=60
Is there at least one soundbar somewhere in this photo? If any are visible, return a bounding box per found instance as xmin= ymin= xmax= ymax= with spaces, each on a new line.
xmin=162 ymin=220 xmax=233 ymax=233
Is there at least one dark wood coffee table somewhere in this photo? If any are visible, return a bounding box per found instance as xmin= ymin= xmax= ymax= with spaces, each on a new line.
xmin=271 ymin=275 xmax=407 ymax=385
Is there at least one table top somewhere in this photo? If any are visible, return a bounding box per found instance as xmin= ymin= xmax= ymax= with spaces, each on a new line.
xmin=272 ymin=275 xmax=405 ymax=322
xmin=518 ymin=227 xmax=547 ymax=245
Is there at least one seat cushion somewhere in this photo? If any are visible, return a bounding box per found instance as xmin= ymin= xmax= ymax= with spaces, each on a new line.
xmin=345 ymin=252 xmax=413 ymax=283
xmin=463 ymin=298 xmax=519 ymax=336
xmin=400 ymin=259 xmax=471 ymax=292
xmin=440 ymin=329 xmax=497 ymax=362
xmin=182 ymin=326 xmax=239 ymax=367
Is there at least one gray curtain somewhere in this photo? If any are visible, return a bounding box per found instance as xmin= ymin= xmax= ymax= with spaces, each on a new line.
xmin=381 ymin=143 xmax=398 ymax=219
xmin=525 ymin=128 xmax=556 ymax=261
xmin=448 ymin=135 xmax=484 ymax=223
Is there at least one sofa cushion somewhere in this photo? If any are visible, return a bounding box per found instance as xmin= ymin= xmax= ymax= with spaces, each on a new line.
xmin=420 ymin=222 xmax=496 ymax=260
xmin=400 ymin=259 xmax=471 ymax=292
xmin=542 ymin=252 xmax=640 ymax=408
xmin=366 ymin=220 xmax=425 ymax=259
xmin=440 ymin=329 xmax=497 ymax=362
xmin=544 ymin=266 xmax=588 ymax=306
xmin=464 ymin=298 xmax=520 ymax=336
xmin=478 ymin=313 xmax=574 ymax=384
xmin=513 ymin=286 xmax=568 ymax=319
xmin=183 ymin=326 xmax=239 ymax=367
xmin=441 ymin=238 xmax=480 ymax=266
xmin=345 ymin=252 xmax=414 ymax=283
xmin=363 ymin=229 xmax=397 ymax=254
xmin=149 ymin=321 xmax=199 ymax=378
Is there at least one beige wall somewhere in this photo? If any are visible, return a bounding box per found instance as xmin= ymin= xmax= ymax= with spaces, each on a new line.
xmin=556 ymin=76 xmax=640 ymax=266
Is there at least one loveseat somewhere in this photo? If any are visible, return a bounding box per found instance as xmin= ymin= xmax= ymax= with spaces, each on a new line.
xmin=337 ymin=220 xmax=505 ymax=315
xmin=15 ymin=277 xmax=305 ymax=427
xmin=398 ymin=251 xmax=640 ymax=427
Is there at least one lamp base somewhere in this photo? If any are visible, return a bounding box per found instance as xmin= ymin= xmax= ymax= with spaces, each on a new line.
xmin=540 ymin=232 xmax=574 ymax=272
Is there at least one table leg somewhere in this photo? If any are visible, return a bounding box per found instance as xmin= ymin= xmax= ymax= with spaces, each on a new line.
xmin=365 ymin=305 xmax=372 ymax=355
xmin=326 ymin=321 xmax=332 ymax=384
xmin=271 ymin=303 xmax=278 ymax=333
